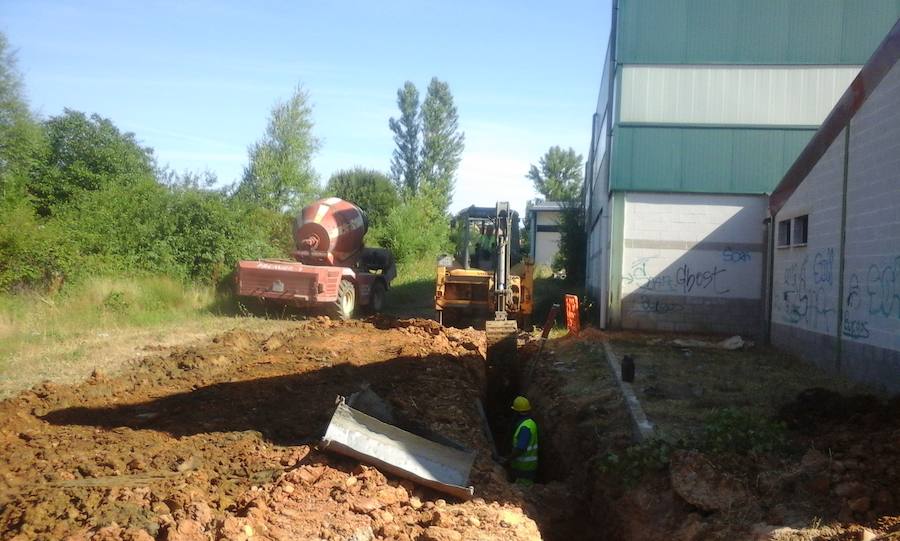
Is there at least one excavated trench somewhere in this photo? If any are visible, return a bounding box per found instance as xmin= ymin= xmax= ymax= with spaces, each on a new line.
xmin=479 ymin=336 xmax=622 ymax=541
xmin=0 ymin=317 xmax=641 ymax=540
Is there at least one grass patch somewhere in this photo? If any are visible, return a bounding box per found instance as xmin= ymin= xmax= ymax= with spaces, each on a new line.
xmin=0 ymin=276 xmax=213 ymax=362
xmin=384 ymin=259 xmax=436 ymax=317
xmin=531 ymin=275 xmax=589 ymax=330
xmin=0 ymin=275 xmax=298 ymax=397
xmin=606 ymin=337 xmax=872 ymax=443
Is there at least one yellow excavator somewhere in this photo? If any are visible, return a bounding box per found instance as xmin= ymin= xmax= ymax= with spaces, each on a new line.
xmin=435 ymin=202 xmax=534 ymax=362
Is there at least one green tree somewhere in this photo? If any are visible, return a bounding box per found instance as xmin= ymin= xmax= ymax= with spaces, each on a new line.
xmin=0 ymin=33 xmax=45 ymax=210
xmin=29 ymin=109 xmax=156 ymax=216
xmin=553 ymin=205 xmax=586 ymax=285
xmin=236 ymin=86 xmax=320 ymax=211
xmin=420 ymin=78 xmax=464 ymax=214
xmin=527 ymin=146 xmax=583 ymax=202
xmin=388 ymin=78 xmax=464 ymax=214
xmin=371 ymin=194 xmax=449 ymax=264
xmin=325 ymin=167 xmax=399 ymax=226
xmin=388 ymin=82 xmax=420 ymax=195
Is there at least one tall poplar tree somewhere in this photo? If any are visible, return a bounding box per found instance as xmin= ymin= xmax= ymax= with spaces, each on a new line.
xmin=388 ymin=77 xmax=464 ymax=213
xmin=388 ymin=82 xmax=420 ymax=195
xmin=420 ymin=78 xmax=464 ymax=214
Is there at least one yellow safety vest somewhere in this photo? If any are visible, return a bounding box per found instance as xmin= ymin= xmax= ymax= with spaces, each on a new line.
xmin=511 ymin=418 xmax=538 ymax=472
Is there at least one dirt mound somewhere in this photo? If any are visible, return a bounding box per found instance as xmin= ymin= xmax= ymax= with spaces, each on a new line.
xmin=0 ymin=317 xmax=541 ymax=540
xmin=778 ymin=387 xmax=894 ymax=431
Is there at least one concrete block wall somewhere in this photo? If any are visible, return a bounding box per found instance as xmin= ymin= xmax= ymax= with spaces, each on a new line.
xmin=619 ymin=192 xmax=767 ymax=335
xmin=771 ymin=60 xmax=900 ymax=393
xmin=771 ymin=129 xmax=845 ymax=342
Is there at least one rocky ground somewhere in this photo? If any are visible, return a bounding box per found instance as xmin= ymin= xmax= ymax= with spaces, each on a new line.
xmin=0 ymin=318 xmax=553 ymax=540
xmin=1 ymin=317 xmax=898 ymax=540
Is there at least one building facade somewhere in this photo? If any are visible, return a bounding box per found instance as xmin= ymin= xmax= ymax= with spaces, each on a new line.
xmin=527 ymin=202 xmax=564 ymax=268
xmin=584 ymin=0 xmax=900 ymax=335
xmin=768 ymin=19 xmax=900 ymax=393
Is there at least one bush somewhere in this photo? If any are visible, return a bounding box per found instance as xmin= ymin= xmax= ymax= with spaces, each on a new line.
xmin=552 ymin=204 xmax=586 ymax=284
xmin=30 ymin=110 xmax=157 ymax=216
xmin=324 ymin=168 xmax=398 ymax=227
xmin=598 ymin=438 xmax=676 ymax=488
xmin=701 ymin=408 xmax=788 ymax=455
xmin=370 ymin=195 xmax=449 ymax=264
xmin=4 ymin=179 xmax=293 ymax=292
xmin=0 ymin=202 xmax=73 ymax=291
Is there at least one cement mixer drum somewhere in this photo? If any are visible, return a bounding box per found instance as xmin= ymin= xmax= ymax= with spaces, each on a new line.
xmin=294 ymin=197 xmax=368 ymax=265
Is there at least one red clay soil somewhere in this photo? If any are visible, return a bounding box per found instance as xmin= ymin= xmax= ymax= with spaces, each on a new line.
xmin=0 ymin=318 xmax=554 ymax=540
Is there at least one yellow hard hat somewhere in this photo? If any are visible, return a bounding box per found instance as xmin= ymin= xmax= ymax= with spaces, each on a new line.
xmin=511 ymin=396 xmax=531 ymax=412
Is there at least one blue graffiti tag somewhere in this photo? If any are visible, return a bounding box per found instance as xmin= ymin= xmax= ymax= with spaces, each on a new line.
xmin=722 ymin=247 xmax=751 ymax=263
xmin=635 ymin=296 xmax=684 ymax=314
xmin=866 ymin=256 xmax=900 ymax=319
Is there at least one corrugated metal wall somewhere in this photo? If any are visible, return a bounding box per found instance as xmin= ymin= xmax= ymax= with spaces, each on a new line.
xmin=617 ymin=0 xmax=900 ymax=65
xmin=620 ymin=66 xmax=860 ymax=126
xmin=611 ymin=126 xmax=814 ymax=193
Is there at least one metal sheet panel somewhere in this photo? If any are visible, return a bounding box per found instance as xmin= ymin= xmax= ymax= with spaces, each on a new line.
xmin=322 ymin=401 xmax=476 ymax=500
xmin=617 ymin=0 xmax=900 ymax=65
xmin=610 ymin=126 xmax=814 ymax=193
xmin=620 ymin=66 xmax=860 ymax=125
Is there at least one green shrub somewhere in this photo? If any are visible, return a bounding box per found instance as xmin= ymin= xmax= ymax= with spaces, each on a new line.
xmin=324 ymin=168 xmax=398 ymax=227
xmin=701 ymin=408 xmax=788 ymax=455
xmin=101 ymin=290 xmax=129 ymax=313
xmin=47 ymin=180 xmax=291 ymax=286
xmin=598 ymin=438 xmax=676 ymax=488
xmin=0 ymin=202 xmax=73 ymax=290
xmin=552 ymin=204 xmax=586 ymax=284
xmin=370 ymin=195 xmax=449 ymax=264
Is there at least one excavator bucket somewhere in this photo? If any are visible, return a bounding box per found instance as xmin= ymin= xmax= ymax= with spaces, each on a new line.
xmin=485 ymin=318 xmax=518 ymax=391
xmin=485 ymin=319 xmax=518 ymax=363
xmin=321 ymin=398 xmax=476 ymax=500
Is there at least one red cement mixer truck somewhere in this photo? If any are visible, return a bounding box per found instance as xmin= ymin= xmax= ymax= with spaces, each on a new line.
xmin=235 ymin=197 xmax=397 ymax=319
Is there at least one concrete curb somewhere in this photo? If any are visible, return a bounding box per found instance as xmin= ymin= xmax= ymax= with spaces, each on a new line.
xmin=601 ymin=342 xmax=655 ymax=442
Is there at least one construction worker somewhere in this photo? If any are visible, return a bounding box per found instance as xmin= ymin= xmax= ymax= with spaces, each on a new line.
xmin=504 ymin=396 xmax=539 ymax=486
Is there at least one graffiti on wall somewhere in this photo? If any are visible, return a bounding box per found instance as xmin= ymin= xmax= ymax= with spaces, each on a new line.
xmin=779 ymin=252 xmax=836 ymax=333
xmin=840 ymin=255 xmax=900 ymax=341
xmin=623 ymin=256 xmax=731 ymax=296
xmin=843 ymin=274 xmax=870 ymax=339
xmin=722 ymin=246 xmax=752 ymax=263
xmin=779 ymin=251 xmax=900 ymax=341
xmin=634 ymin=295 xmax=685 ymax=314
xmin=864 ymin=256 xmax=900 ymax=319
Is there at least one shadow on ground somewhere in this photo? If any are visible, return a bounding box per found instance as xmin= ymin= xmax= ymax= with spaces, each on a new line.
xmin=41 ymin=354 xmax=484 ymax=448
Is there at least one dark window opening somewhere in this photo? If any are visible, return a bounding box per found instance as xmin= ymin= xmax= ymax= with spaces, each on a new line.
xmin=777 ymin=219 xmax=791 ymax=247
xmin=793 ymin=215 xmax=808 ymax=245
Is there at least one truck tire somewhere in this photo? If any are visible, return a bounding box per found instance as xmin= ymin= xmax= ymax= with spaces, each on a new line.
xmin=330 ymin=279 xmax=356 ymax=320
xmin=369 ymin=281 xmax=386 ymax=313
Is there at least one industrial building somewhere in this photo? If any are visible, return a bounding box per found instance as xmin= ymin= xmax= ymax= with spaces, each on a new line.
xmin=583 ymin=0 xmax=900 ymax=335
xmin=526 ymin=201 xmax=564 ymax=268
xmin=767 ymin=19 xmax=900 ymax=393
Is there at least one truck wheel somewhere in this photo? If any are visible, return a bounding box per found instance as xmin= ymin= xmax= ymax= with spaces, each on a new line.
xmin=331 ymin=279 xmax=356 ymax=320
xmin=369 ymin=281 xmax=386 ymax=313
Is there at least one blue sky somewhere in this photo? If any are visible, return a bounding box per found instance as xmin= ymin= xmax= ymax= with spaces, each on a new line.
xmin=2 ymin=1 xmax=610 ymax=215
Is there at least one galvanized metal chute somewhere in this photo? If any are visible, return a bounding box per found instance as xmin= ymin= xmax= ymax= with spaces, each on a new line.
xmin=321 ymin=397 xmax=476 ymax=500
